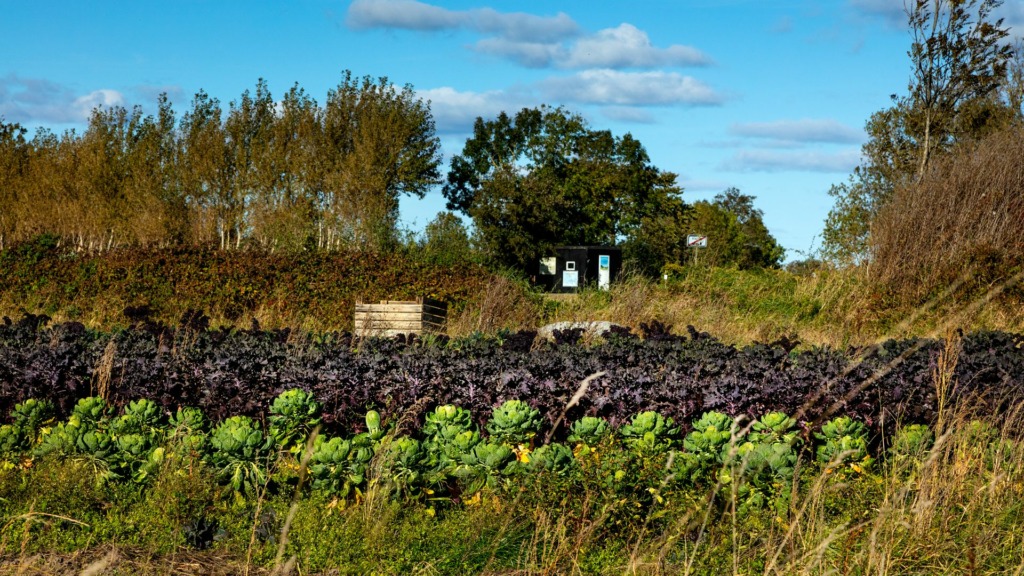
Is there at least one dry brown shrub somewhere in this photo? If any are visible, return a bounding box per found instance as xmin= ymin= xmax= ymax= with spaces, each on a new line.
xmin=870 ymin=126 xmax=1024 ymax=306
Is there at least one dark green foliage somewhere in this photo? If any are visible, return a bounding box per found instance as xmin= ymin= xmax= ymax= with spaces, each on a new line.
xmin=443 ymin=105 xmax=687 ymax=271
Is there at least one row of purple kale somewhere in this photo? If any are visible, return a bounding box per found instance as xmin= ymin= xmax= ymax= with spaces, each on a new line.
xmin=2 ymin=313 xmax=1023 ymax=441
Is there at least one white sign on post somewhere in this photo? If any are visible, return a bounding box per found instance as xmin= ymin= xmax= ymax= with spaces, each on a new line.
xmin=686 ymin=234 xmax=708 ymax=248
xmin=598 ymin=254 xmax=611 ymax=290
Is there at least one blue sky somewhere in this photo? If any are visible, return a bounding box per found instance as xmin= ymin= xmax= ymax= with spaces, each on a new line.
xmin=3 ymin=0 xmax=1023 ymax=260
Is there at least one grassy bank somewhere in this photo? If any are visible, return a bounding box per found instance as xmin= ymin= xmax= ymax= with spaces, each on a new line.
xmin=539 ymin=266 xmax=1024 ymax=347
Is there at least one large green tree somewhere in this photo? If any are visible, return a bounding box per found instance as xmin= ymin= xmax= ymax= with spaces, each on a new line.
xmin=822 ymin=0 xmax=1015 ymax=263
xmin=687 ymin=188 xmax=784 ymax=269
xmin=443 ymin=106 xmax=686 ymax=272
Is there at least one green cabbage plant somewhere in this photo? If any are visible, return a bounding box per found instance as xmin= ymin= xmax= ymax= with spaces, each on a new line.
xmin=112 ymin=432 xmax=165 ymax=484
xmin=10 ymin=398 xmax=55 ymax=445
xmin=208 ymin=416 xmax=274 ymax=495
xmin=308 ymin=435 xmax=353 ymax=495
xmin=380 ymin=436 xmax=436 ymax=497
xmin=308 ymin=431 xmax=379 ymax=500
xmin=527 ymin=443 xmax=576 ymax=476
xmin=815 ymin=416 xmax=873 ymax=475
xmin=168 ymin=407 xmax=209 ymax=457
xmin=674 ymin=411 xmax=735 ymax=486
xmin=889 ymin=424 xmax=933 ymax=459
xmin=71 ymin=397 xmax=112 ymax=430
xmin=454 ymin=442 xmax=517 ymax=493
xmin=486 ymin=400 xmax=541 ymax=446
xmin=748 ymin=412 xmax=800 ymax=446
xmin=423 ymin=405 xmax=474 ymax=438
xmin=0 ymin=424 xmax=25 ymax=468
xmin=725 ymin=435 xmax=800 ymax=517
xmin=620 ymin=411 xmax=679 ymax=452
xmin=268 ymin=389 xmax=321 ymax=453
xmin=567 ymin=416 xmax=609 ymax=446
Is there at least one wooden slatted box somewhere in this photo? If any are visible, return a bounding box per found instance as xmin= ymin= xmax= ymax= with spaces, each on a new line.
xmin=354 ymin=297 xmax=447 ymax=337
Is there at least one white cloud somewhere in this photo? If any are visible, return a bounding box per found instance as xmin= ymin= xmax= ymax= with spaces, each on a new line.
xmin=473 ymin=23 xmax=711 ymax=70
xmin=722 ymin=148 xmax=862 ymax=173
xmin=470 ymin=7 xmax=578 ymax=43
xmin=0 ymin=74 xmax=124 ymax=124
xmin=420 ymin=70 xmax=723 ymax=133
xmin=730 ymin=119 xmax=864 ymax=144
xmin=541 ymin=70 xmax=723 ymax=106
xmin=73 ymin=89 xmax=125 ymax=119
xmin=560 ymin=24 xmax=711 ymax=69
xmin=348 ymin=3 xmax=712 ymax=71
xmin=346 ymin=0 xmax=462 ymax=31
xmin=418 ymin=86 xmax=532 ymax=133
xmin=473 ymin=38 xmax=565 ymax=68
xmin=346 ymin=0 xmax=578 ymax=43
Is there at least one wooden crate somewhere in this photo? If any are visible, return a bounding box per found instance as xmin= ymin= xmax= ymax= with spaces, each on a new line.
xmin=354 ymin=297 xmax=447 ymax=337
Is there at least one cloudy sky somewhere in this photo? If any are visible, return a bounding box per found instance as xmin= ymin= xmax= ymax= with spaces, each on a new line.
xmin=3 ymin=0 xmax=1023 ymax=259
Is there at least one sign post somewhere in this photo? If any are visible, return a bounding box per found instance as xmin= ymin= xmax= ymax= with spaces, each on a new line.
xmin=686 ymin=234 xmax=707 ymax=266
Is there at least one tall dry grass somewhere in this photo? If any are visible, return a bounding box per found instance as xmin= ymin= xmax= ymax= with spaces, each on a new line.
xmin=870 ymin=126 xmax=1024 ymax=308
xmin=446 ymin=273 xmax=546 ymax=337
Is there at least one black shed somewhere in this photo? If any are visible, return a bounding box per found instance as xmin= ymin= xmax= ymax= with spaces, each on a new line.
xmin=531 ymin=245 xmax=622 ymax=293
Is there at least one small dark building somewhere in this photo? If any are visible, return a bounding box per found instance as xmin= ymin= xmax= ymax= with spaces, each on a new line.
xmin=531 ymin=246 xmax=622 ymax=293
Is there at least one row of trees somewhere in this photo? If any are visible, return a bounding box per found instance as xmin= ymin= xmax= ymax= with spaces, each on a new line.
xmin=1 ymin=85 xmax=784 ymax=273
xmin=0 ymin=72 xmax=441 ymax=252
xmin=822 ymin=0 xmax=1024 ymax=264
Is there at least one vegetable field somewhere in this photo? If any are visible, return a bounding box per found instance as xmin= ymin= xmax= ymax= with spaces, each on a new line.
xmin=2 ymin=314 xmax=1024 ymax=574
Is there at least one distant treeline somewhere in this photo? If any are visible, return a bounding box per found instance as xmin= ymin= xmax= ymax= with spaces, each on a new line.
xmin=0 ymin=72 xmax=441 ymax=252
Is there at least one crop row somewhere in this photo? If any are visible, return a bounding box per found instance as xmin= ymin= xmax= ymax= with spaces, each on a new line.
xmin=2 ymin=315 xmax=1024 ymax=442
xmin=2 ymin=390 xmax=945 ymax=520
